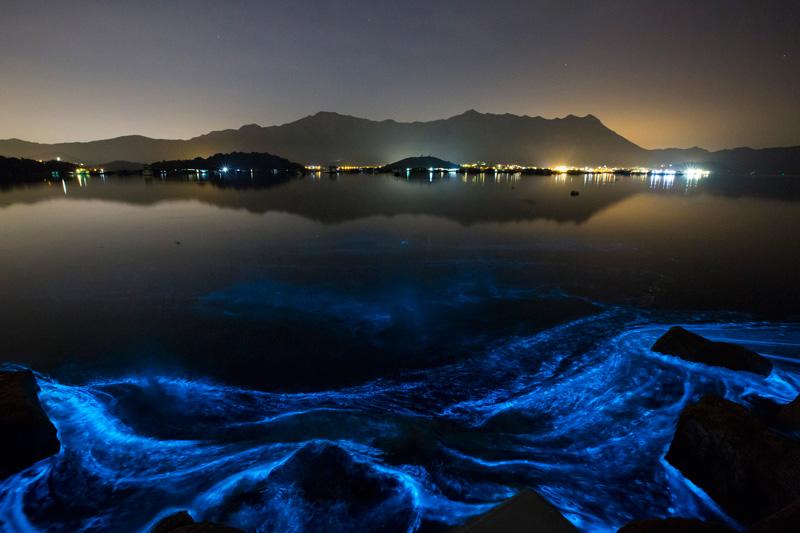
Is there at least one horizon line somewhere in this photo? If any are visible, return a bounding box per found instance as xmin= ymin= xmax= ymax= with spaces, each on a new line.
xmin=1 ymin=109 xmax=796 ymax=153
xmin=0 ymin=109 xmax=657 ymax=148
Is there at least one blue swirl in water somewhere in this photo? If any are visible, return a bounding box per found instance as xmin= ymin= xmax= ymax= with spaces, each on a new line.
xmin=1 ymin=312 xmax=799 ymax=532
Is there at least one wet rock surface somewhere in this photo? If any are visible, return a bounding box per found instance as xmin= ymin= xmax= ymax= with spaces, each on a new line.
xmin=747 ymin=497 xmax=800 ymax=533
xmin=204 ymin=441 xmax=415 ymax=532
xmin=150 ymin=511 xmax=243 ymax=533
xmin=651 ymin=326 xmax=772 ymax=376
xmin=617 ymin=517 xmax=733 ymax=533
xmin=776 ymin=395 xmax=800 ymax=430
xmin=452 ymin=490 xmax=576 ymax=533
xmin=665 ymin=395 xmax=800 ymax=526
xmin=271 ymin=442 xmax=404 ymax=509
xmin=0 ymin=369 xmax=60 ymax=478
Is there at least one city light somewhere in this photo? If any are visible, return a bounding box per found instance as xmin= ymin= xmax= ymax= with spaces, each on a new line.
xmin=294 ymin=162 xmax=708 ymax=177
xmin=649 ymin=168 xmax=677 ymax=175
xmin=685 ymin=168 xmax=711 ymax=179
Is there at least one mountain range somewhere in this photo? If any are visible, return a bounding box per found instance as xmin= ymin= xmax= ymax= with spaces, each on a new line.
xmin=1 ymin=110 xmax=798 ymax=173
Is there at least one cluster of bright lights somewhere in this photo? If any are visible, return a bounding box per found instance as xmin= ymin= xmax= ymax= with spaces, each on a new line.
xmin=296 ymin=161 xmax=710 ymax=178
xmin=494 ymin=164 xmax=525 ymax=171
xmin=649 ymin=168 xmax=677 ymax=175
xmin=685 ymin=168 xmax=711 ymax=179
xmin=336 ymin=165 xmax=382 ymax=171
xmin=461 ymin=162 xmax=493 ymax=170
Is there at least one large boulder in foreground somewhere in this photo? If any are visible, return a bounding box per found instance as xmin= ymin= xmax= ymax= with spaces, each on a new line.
xmin=271 ymin=442 xmax=408 ymax=510
xmin=203 ymin=442 xmax=414 ymax=532
xmin=453 ymin=490 xmax=576 ymax=532
xmin=776 ymin=394 xmax=800 ymax=429
xmin=617 ymin=518 xmax=732 ymax=533
xmin=0 ymin=369 xmax=60 ymax=478
xmin=748 ymin=497 xmax=800 ymax=533
xmin=665 ymin=396 xmax=800 ymax=525
xmin=150 ymin=511 xmax=243 ymax=533
xmin=651 ymin=326 xmax=772 ymax=376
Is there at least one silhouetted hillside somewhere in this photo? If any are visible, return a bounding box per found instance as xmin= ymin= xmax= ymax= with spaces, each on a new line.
xmin=382 ymin=156 xmax=459 ymax=171
xmin=2 ymin=111 xmax=799 ymax=173
xmin=0 ymin=156 xmax=76 ymax=184
xmin=150 ymin=152 xmax=303 ymax=173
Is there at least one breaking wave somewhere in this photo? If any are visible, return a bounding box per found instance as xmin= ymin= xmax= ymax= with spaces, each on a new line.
xmin=2 ymin=310 xmax=799 ymax=532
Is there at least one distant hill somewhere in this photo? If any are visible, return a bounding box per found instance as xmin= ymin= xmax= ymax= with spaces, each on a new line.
xmin=0 ymin=155 xmax=76 ymax=183
xmin=382 ymin=156 xmax=459 ymax=171
xmin=150 ymin=152 xmax=303 ymax=173
xmin=1 ymin=111 xmax=799 ymax=173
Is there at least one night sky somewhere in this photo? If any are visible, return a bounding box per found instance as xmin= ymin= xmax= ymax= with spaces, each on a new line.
xmin=1 ymin=0 xmax=797 ymax=149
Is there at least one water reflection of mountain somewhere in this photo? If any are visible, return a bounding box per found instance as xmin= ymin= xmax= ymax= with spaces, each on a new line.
xmin=1 ymin=174 xmax=799 ymax=226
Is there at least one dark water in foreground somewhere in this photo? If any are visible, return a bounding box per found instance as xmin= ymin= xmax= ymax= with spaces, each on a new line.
xmin=1 ymin=173 xmax=799 ymax=532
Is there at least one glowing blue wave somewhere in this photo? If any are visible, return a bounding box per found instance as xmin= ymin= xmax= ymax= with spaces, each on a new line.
xmin=1 ymin=313 xmax=798 ymax=532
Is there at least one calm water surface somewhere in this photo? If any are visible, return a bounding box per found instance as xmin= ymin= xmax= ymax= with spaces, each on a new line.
xmin=1 ymin=173 xmax=799 ymax=532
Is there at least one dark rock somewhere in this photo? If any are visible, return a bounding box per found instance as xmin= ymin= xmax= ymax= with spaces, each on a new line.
xmin=0 ymin=369 xmax=60 ymax=478
xmin=151 ymin=511 xmax=195 ymax=533
xmin=150 ymin=510 xmax=243 ymax=533
xmin=776 ymin=395 xmax=800 ymax=429
xmin=570 ymin=190 xmax=580 ymax=196
xmin=204 ymin=442 xmax=414 ymax=532
xmin=652 ymin=326 xmax=772 ymax=376
xmin=748 ymin=497 xmax=800 ymax=533
xmin=617 ymin=517 xmax=733 ymax=533
xmin=272 ymin=442 xmax=401 ymax=508
xmin=741 ymin=394 xmax=782 ymax=420
xmin=743 ymin=393 xmax=800 ymax=432
xmin=453 ymin=490 xmax=576 ymax=532
xmin=665 ymin=396 xmax=800 ymax=525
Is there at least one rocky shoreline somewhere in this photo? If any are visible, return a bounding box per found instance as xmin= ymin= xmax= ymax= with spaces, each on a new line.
xmin=0 ymin=369 xmax=60 ymax=479
xmin=2 ymin=325 xmax=798 ymax=532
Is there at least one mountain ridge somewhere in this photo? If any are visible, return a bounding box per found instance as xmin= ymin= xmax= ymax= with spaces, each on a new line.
xmin=1 ymin=111 xmax=798 ymax=173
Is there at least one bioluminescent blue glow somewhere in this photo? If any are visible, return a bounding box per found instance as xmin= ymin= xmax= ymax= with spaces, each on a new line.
xmin=1 ymin=312 xmax=799 ymax=532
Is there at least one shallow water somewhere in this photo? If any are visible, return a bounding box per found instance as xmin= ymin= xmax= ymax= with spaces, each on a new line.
xmin=1 ymin=173 xmax=799 ymax=532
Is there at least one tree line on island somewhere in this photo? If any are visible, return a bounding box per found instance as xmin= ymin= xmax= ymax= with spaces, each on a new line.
xmin=0 ymin=152 xmax=466 ymax=185
xmin=0 ymin=155 xmax=78 ymax=184
xmin=150 ymin=152 xmax=304 ymax=174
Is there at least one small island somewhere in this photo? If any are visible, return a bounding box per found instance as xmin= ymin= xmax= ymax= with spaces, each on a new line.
xmin=0 ymin=155 xmax=78 ymax=184
xmin=380 ymin=155 xmax=460 ymax=173
xmin=150 ymin=152 xmax=304 ymax=175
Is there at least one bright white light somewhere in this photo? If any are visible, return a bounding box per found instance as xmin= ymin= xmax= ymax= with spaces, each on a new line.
xmin=221 ymin=167 xmax=229 ymax=172
xmin=651 ymin=168 xmax=677 ymax=176
xmin=685 ymin=168 xmax=710 ymax=179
